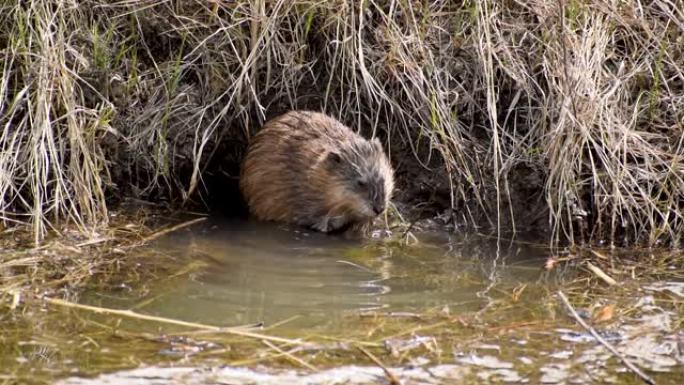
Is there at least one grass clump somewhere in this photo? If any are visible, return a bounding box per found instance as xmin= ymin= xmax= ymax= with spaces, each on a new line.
xmin=0 ymin=0 xmax=682 ymax=247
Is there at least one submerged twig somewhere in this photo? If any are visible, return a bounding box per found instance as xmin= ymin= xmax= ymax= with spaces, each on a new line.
xmin=227 ymin=345 xmax=309 ymax=367
xmin=358 ymin=346 xmax=401 ymax=385
xmin=43 ymin=297 xmax=301 ymax=345
xmin=263 ymin=340 xmax=317 ymax=371
xmin=263 ymin=315 xmax=302 ymax=330
xmin=557 ymin=291 xmax=655 ymax=385
xmin=336 ymin=260 xmax=374 ymax=273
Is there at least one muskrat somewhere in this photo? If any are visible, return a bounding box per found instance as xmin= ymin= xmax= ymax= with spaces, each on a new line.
xmin=240 ymin=110 xmax=394 ymax=233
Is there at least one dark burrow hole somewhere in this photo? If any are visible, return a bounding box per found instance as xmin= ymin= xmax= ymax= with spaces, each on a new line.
xmin=195 ymin=140 xmax=251 ymax=219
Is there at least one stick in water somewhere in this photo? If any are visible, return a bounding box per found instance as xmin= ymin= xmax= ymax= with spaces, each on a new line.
xmin=140 ymin=217 xmax=207 ymax=243
xmin=358 ymin=346 xmax=401 ymax=385
xmin=44 ymin=297 xmax=300 ymax=345
xmin=557 ymin=291 xmax=655 ymax=385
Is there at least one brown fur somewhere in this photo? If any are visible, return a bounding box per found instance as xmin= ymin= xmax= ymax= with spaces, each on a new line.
xmin=240 ymin=111 xmax=394 ymax=233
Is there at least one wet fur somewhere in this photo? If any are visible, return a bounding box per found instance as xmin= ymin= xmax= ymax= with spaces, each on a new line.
xmin=240 ymin=111 xmax=394 ymax=233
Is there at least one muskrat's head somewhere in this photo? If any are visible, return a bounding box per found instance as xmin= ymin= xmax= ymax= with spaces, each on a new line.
xmin=323 ymin=137 xmax=394 ymax=219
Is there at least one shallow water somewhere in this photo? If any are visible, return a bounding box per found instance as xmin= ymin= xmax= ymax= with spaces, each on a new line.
xmin=82 ymin=219 xmax=547 ymax=334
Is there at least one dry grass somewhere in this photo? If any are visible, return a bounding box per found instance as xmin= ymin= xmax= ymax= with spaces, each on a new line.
xmin=0 ymin=0 xmax=682 ymax=246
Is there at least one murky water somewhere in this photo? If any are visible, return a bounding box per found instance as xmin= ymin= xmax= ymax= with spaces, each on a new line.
xmin=83 ymin=219 xmax=547 ymax=334
xmin=3 ymin=218 xmax=682 ymax=384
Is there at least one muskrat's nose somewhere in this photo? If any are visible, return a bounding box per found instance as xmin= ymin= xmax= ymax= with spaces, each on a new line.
xmin=372 ymin=204 xmax=384 ymax=215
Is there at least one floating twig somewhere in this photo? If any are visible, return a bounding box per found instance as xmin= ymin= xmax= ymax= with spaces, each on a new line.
xmin=586 ymin=262 xmax=617 ymax=286
xmin=139 ymin=217 xmax=207 ymax=244
xmin=43 ymin=297 xmax=300 ymax=345
xmin=557 ymin=291 xmax=655 ymax=385
xmin=358 ymin=346 xmax=401 ymax=385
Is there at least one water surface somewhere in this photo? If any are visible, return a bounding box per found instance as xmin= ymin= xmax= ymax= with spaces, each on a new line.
xmin=84 ymin=219 xmax=548 ymax=334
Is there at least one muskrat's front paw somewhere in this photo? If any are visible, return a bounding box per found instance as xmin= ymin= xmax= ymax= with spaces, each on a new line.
xmin=327 ymin=216 xmax=348 ymax=232
xmin=311 ymin=218 xmax=331 ymax=232
xmin=312 ymin=216 xmax=347 ymax=233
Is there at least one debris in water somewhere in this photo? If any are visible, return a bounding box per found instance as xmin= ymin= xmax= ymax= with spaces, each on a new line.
xmin=539 ymin=363 xmax=571 ymax=384
xmin=644 ymin=281 xmax=684 ymax=298
xmin=385 ymin=335 xmax=437 ymax=356
xmin=455 ymin=354 xmax=514 ymax=369
xmin=555 ymin=328 xmax=622 ymax=343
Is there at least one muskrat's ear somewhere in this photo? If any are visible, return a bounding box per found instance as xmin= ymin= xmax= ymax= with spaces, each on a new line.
xmin=326 ymin=151 xmax=343 ymax=165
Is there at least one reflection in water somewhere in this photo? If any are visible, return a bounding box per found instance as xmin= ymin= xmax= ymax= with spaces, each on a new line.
xmin=87 ymin=219 xmax=548 ymax=333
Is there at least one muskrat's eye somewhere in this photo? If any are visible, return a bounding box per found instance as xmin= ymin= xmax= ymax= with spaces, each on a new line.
xmin=357 ymin=180 xmax=367 ymax=188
